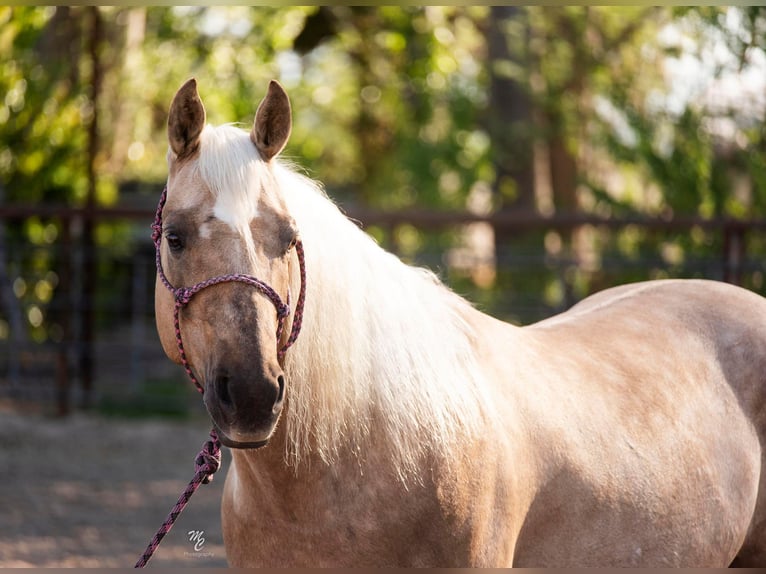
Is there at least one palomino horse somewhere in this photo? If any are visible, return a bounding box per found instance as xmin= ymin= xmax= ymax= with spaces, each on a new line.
xmin=155 ymin=78 xmax=766 ymax=567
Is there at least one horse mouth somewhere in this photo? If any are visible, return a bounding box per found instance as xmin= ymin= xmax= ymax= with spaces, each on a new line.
xmin=213 ymin=424 xmax=270 ymax=450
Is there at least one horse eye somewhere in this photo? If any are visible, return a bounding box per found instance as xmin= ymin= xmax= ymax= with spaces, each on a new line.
xmin=280 ymin=221 xmax=298 ymax=254
xmin=165 ymin=232 xmax=184 ymax=252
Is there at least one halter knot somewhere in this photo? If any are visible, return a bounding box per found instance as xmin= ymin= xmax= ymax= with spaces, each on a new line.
xmin=174 ymin=288 xmax=194 ymax=307
xmin=195 ymin=430 xmax=222 ymax=485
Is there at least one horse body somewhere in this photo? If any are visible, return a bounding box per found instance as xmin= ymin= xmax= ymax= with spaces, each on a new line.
xmin=220 ymin=278 xmax=765 ymax=567
xmin=157 ymin=79 xmax=766 ymax=567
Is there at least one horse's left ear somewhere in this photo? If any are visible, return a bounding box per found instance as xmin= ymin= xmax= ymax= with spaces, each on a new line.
xmin=251 ymin=80 xmax=292 ymax=161
xmin=168 ymin=78 xmax=206 ymax=159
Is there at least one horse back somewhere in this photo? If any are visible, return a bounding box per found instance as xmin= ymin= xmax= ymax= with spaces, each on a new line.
xmin=530 ymin=279 xmax=766 ymax=419
xmin=507 ymin=279 xmax=766 ymax=566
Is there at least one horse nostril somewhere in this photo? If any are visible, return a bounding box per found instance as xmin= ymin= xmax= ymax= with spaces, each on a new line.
xmin=216 ymin=373 xmax=232 ymax=407
xmin=275 ymin=375 xmax=285 ymax=406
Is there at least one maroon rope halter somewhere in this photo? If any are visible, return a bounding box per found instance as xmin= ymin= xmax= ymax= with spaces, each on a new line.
xmin=135 ymin=185 xmax=306 ymax=568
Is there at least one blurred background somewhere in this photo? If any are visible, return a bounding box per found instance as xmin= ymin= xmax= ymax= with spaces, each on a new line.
xmin=3 ymin=3 xmax=766 ymax=442
xmin=3 ymin=5 xmax=766 ymax=566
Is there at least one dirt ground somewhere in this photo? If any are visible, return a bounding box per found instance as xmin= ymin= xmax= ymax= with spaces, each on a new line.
xmin=1 ymin=405 xmax=231 ymax=567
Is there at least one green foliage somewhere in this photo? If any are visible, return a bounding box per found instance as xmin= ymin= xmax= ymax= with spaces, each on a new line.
xmin=3 ymin=5 xmax=766 ymax=350
xmin=588 ymin=7 xmax=766 ymax=219
xmin=0 ymin=7 xmax=88 ymax=204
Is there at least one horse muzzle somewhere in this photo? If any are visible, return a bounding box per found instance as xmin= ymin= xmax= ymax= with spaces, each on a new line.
xmin=203 ymin=368 xmax=286 ymax=449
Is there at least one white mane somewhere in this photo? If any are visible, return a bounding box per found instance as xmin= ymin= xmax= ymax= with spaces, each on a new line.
xmin=274 ymin=167 xmax=492 ymax=478
xmin=198 ymin=124 xmax=491 ymax=479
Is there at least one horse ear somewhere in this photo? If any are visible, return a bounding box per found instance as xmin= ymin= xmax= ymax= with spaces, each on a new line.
xmin=251 ymin=80 xmax=292 ymax=161
xmin=168 ymin=78 xmax=206 ymax=159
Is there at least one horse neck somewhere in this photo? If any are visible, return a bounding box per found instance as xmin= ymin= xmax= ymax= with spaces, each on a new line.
xmin=277 ymin=171 xmax=489 ymax=475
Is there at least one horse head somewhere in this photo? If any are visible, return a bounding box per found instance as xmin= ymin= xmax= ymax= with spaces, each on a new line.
xmin=155 ymin=78 xmax=300 ymax=449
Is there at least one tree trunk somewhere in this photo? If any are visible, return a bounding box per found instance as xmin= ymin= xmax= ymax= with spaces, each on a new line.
xmin=548 ymin=130 xmax=579 ymax=213
xmin=79 ymin=6 xmax=104 ymax=409
xmin=486 ymin=6 xmax=536 ymax=215
xmin=482 ymin=6 xmax=538 ymax=291
xmin=108 ymin=8 xmax=146 ymax=174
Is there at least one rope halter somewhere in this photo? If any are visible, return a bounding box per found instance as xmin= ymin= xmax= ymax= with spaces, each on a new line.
xmin=151 ymin=185 xmax=306 ymax=392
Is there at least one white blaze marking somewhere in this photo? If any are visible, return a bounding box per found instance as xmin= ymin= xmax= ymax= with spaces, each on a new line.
xmin=197 ymin=124 xmax=263 ymax=264
xmin=212 ymin=192 xmax=259 ymax=232
xmin=212 ymin=193 xmax=258 ymax=266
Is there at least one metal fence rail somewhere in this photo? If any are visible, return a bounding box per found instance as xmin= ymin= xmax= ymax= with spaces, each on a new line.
xmin=1 ymin=199 xmax=765 ymax=415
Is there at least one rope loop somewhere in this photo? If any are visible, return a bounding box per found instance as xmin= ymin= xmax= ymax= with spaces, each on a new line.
xmin=195 ymin=430 xmax=222 ymax=485
xmin=174 ymin=287 xmax=194 ymax=307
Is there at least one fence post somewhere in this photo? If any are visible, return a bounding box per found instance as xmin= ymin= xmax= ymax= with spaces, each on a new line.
xmin=0 ymin=184 xmax=24 ymax=391
xmin=56 ymin=215 xmax=73 ymax=416
xmin=723 ymin=225 xmax=745 ymax=285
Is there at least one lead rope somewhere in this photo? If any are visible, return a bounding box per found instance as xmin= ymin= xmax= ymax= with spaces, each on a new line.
xmin=135 ymin=187 xmax=306 ymax=568
xmin=134 ymin=429 xmax=221 ymax=568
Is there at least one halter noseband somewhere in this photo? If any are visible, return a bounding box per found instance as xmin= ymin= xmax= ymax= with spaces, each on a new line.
xmin=152 ymin=185 xmax=306 ymax=394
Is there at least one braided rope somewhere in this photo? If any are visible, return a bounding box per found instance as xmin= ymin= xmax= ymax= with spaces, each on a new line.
xmin=134 ymin=429 xmax=221 ymax=568
xmin=280 ymin=240 xmax=306 ymax=361
xmin=135 ymin=186 xmax=306 ymax=567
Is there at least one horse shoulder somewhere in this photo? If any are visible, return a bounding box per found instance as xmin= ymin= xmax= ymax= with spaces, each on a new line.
xmin=448 ymin=309 xmax=550 ymax=563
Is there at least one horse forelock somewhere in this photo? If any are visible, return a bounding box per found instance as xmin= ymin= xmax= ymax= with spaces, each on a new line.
xmin=194 ymin=124 xmax=267 ymax=265
xmin=273 ymin=164 xmax=491 ymax=480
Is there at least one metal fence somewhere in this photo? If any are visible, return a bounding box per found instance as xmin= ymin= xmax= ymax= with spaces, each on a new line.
xmin=2 ymin=196 xmax=766 ymax=415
